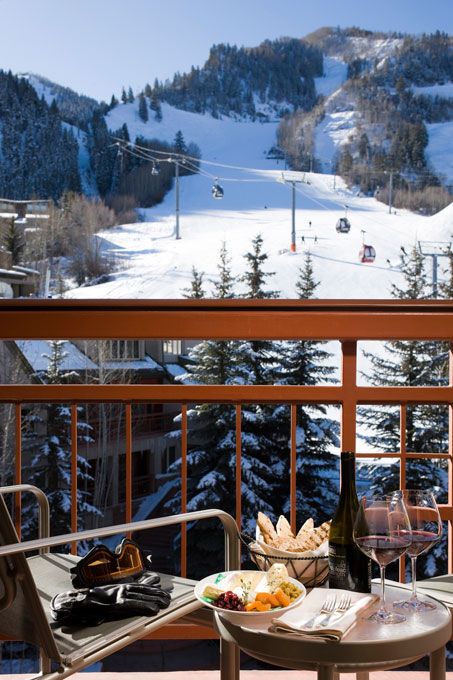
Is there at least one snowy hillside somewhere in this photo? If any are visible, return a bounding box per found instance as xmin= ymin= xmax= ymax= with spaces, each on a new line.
xmin=65 ymin=103 xmax=452 ymax=301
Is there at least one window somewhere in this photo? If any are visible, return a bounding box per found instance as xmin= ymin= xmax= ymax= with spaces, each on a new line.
xmin=163 ymin=340 xmax=182 ymax=357
xmin=106 ymin=340 xmax=142 ymax=361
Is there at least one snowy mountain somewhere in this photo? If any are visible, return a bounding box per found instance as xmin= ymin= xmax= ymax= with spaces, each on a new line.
xmin=65 ymin=99 xmax=453 ymax=301
xmin=2 ymin=27 xmax=452 ymax=213
xmin=19 ymin=73 xmax=99 ymax=129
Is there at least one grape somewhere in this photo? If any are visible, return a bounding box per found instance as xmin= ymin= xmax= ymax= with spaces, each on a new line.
xmin=213 ymin=591 xmax=245 ymax=611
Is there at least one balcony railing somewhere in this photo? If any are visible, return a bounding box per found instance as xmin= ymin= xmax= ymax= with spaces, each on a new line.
xmin=1 ymin=298 xmax=453 ymax=635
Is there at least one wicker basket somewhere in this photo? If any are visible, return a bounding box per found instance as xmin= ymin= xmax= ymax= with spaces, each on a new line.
xmin=241 ymin=533 xmax=329 ymax=589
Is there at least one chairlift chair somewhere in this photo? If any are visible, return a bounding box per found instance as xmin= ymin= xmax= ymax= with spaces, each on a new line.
xmin=151 ymin=162 xmax=160 ymax=176
xmin=336 ymin=217 xmax=351 ymax=234
xmin=212 ymin=181 xmax=224 ymax=200
xmin=359 ymin=243 xmax=376 ymax=263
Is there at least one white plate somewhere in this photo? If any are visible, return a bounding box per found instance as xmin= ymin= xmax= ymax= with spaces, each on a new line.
xmin=194 ymin=569 xmax=306 ymax=617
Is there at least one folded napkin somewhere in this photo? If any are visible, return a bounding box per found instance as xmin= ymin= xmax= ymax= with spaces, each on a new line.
xmin=270 ymin=587 xmax=379 ymax=642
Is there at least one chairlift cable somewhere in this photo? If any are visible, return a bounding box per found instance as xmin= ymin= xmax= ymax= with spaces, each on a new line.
xmin=114 ymin=138 xmax=433 ymax=252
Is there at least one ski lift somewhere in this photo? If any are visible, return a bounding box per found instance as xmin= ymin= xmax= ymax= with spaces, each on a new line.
xmin=359 ymin=230 xmax=376 ymax=263
xmin=336 ymin=217 xmax=351 ymax=233
xmin=212 ymin=179 xmax=224 ymax=199
xmin=151 ymin=161 xmax=160 ymax=176
xmin=336 ymin=205 xmax=351 ymax=233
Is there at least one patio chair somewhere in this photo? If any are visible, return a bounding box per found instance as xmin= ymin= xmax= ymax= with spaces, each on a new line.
xmin=0 ymin=484 xmax=240 ymax=680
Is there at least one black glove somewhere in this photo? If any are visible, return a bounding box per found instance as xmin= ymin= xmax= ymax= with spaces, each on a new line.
xmin=51 ymin=580 xmax=172 ymax=626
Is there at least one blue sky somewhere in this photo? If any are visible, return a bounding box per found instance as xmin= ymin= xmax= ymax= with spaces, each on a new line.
xmin=0 ymin=0 xmax=451 ymax=101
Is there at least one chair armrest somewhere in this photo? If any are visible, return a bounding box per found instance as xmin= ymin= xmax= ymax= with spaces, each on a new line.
xmin=0 ymin=507 xmax=240 ymax=571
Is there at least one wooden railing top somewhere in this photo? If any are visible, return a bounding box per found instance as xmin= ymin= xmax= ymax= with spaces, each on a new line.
xmin=1 ymin=299 xmax=453 ymax=340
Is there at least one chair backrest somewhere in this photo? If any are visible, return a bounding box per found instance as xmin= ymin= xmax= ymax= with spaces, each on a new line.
xmin=0 ymin=493 xmax=61 ymax=663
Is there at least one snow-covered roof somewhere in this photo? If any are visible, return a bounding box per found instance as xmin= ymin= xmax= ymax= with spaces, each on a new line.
xmin=165 ymin=363 xmax=188 ymax=378
xmin=16 ymin=340 xmax=97 ymax=372
xmin=12 ymin=265 xmax=40 ymax=275
xmin=101 ymin=355 xmax=163 ymax=371
xmin=0 ymin=269 xmax=26 ymax=279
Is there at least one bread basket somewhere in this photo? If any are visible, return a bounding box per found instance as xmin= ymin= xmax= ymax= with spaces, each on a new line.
xmin=241 ymin=533 xmax=329 ymax=589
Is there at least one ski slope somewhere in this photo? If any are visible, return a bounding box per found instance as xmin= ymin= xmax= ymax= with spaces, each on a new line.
xmin=66 ymin=103 xmax=453 ymax=301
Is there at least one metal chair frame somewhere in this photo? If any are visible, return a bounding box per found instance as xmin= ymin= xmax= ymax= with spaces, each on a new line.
xmin=0 ymin=484 xmax=240 ymax=680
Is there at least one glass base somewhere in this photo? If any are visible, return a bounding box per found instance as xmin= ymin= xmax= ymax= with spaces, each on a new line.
xmin=393 ymin=596 xmax=437 ymax=612
xmin=368 ymin=608 xmax=406 ymax=624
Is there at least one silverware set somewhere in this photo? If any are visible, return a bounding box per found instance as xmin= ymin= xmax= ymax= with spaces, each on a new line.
xmin=300 ymin=593 xmax=352 ymax=629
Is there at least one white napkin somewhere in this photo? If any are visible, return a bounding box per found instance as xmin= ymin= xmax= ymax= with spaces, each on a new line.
xmin=270 ymin=587 xmax=379 ymax=641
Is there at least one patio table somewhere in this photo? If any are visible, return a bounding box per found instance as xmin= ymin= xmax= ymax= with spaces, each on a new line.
xmin=214 ymin=584 xmax=452 ymax=680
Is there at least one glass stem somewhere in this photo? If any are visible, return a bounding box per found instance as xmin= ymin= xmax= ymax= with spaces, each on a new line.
xmin=380 ymin=565 xmax=387 ymax=612
xmin=411 ymin=557 xmax=418 ymax=601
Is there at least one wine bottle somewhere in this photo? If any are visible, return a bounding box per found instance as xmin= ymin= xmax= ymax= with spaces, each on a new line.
xmin=328 ymin=450 xmax=371 ymax=592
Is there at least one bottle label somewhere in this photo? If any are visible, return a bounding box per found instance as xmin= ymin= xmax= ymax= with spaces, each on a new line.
xmin=328 ymin=543 xmax=371 ymax=592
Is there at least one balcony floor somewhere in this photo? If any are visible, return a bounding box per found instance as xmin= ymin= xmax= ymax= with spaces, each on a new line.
xmin=3 ymin=673 xmax=453 ymax=679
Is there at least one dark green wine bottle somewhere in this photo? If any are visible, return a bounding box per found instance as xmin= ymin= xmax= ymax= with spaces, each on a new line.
xmin=328 ymin=451 xmax=371 ymax=592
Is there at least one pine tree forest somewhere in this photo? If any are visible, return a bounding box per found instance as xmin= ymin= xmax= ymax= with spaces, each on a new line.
xmin=166 ymin=239 xmax=339 ymax=579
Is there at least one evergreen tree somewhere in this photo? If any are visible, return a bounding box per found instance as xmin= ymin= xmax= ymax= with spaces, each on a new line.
xmin=138 ymin=93 xmax=149 ymax=122
xmin=89 ymin=110 xmax=116 ymax=196
xmin=144 ymin=83 xmax=152 ymax=98
xmin=213 ymin=242 xmax=235 ymax=299
xmin=3 ymin=218 xmax=24 ymax=265
xmin=240 ymin=234 xmax=279 ymax=383
xmin=155 ymin=101 xmax=163 ymax=122
xmin=173 ymin=130 xmax=187 ymax=155
xmin=166 ymin=245 xmax=243 ymax=576
xmin=151 ymin=92 xmax=163 ymax=121
xmin=127 ymin=86 xmax=135 ymax=103
xmin=276 ymin=253 xmax=339 ymax=524
xmin=168 ymin=244 xmax=274 ymax=577
xmin=237 ymin=235 xmax=283 ymax=531
xmin=109 ymin=94 xmax=118 ymax=109
xmin=22 ymin=341 xmax=101 ymax=546
xmin=182 ymin=266 xmax=205 ymax=298
xmin=121 ymin=87 xmax=127 ymax=104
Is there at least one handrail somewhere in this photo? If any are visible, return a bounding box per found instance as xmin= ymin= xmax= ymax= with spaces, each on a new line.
xmin=2 ymin=298 xmax=453 ymax=340
xmin=0 ymin=508 xmax=241 ymax=572
xmin=0 ymin=485 xmax=50 ymax=552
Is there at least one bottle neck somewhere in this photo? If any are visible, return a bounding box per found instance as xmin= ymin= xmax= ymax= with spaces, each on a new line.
xmin=340 ymin=451 xmax=357 ymax=499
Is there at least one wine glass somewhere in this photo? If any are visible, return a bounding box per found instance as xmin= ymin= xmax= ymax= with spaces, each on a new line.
xmin=353 ymin=494 xmax=412 ymax=624
xmin=392 ymin=489 xmax=442 ymax=611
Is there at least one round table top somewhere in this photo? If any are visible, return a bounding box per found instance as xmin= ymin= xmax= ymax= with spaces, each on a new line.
xmin=214 ymin=584 xmax=452 ymax=669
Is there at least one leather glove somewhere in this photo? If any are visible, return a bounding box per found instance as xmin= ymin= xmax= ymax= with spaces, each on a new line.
xmin=51 ymin=580 xmax=172 ymax=626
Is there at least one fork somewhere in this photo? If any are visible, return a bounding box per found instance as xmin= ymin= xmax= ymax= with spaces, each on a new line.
xmin=299 ymin=594 xmax=337 ymax=629
xmin=319 ymin=593 xmax=352 ymax=627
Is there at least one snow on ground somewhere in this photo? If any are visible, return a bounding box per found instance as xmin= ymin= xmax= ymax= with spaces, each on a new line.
xmin=106 ymin=102 xmax=277 ymax=166
xmin=315 ymin=57 xmax=348 ymax=98
xmin=64 ymin=103 xmax=452 ymax=302
xmin=412 ymin=82 xmax=453 ymax=98
xmin=20 ymin=74 xmax=56 ymax=106
xmin=426 ymin=121 xmax=453 ymax=185
xmin=315 ymin=111 xmax=355 ymax=171
xmin=348 ymin=37 xmax=403 ymax=62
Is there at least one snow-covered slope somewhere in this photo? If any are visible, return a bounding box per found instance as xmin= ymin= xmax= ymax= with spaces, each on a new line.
xmin=65 ymin=103 xmax=452 ymax=301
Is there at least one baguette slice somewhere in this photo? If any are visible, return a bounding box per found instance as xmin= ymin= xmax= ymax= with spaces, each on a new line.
xmin=276 ymin=515 xmax=294 ymax=539
xmin=257 ymin=511 xmax=277 ymax=544
xmin=296 ymin=517 xmax=314 ymax=539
